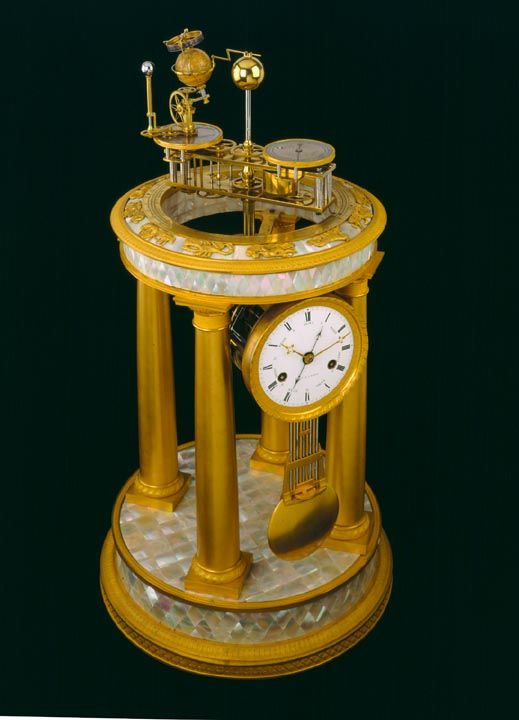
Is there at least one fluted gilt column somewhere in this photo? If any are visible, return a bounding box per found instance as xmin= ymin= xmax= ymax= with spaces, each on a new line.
xmin=324 ymin=278 xmax=372 ymax=554
xmin=126 ymin=281 xmax=189 ymax=511
xmin=185 ymin=306 xmax=252 ymax=599
xmin=250 ymin=412 xmax=289 ymax=475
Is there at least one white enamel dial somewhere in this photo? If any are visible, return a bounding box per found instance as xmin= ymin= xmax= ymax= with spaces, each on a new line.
xmin=257 ymin=304 xmax=354 ymax=409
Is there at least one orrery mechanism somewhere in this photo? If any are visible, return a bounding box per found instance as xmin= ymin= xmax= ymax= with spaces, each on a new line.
xmin=141 ymin=28 xmax=336 ymax=234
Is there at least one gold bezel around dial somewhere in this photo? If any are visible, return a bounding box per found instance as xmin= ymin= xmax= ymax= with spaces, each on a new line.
xmin=241 ymin=295 xmax=367 ymax=422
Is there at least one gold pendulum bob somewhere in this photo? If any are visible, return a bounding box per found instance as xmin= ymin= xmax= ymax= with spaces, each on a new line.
xmin=268 ymin=419 xmax=339 ymax=560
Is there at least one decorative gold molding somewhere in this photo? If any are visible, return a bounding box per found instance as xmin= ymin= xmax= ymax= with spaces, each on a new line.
xmin=101 ymin=581 xmax=391 ymax=677
xmin=185 ymin=552 xmax=253 ymax=599
xmin=347 ymin=204 xmax=373 ymax=230
xmin=306 ymin=229 xmax=350 ymax=248
xmin=126 ymin=474 xmax=191 ymax=513
xmin=187 ymin=554 xmax=251 ymax=584
xmin=350 ymin=186 xmax=371 ymax=207
xmin=128 ymin=180 xmax=157 ymax=199
xmin=183 ymin=239 xmax=234 ymax=257
xmin=138 ymin=223 xmax=174 ymax=246
xmin=246 ymin=242 xmax=296 ymax=258
xmin=191 ymin=307 xmax=230 ymax=331
xmin=100 ymin=530 xmax=392 ymax=677
xmin=110 ymin=175 xmax=387 ymax=275
xmin=128 ymin=469 xmax=189 ymax=500
xmin=123 ymin=200 xmax=146 ymax=223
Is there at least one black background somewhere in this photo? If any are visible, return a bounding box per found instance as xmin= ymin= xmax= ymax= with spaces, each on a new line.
xmin=3 ymin=1 xmax=517 ymax=718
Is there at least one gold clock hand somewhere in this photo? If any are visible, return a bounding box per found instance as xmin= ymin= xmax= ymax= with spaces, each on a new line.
xmin=280 ymin=342 xmax=304 ymax=357
xmin=313 ymin=339 xmax=341 ymax=358
xmin=313 ymin=332 xmax=350 ymax=358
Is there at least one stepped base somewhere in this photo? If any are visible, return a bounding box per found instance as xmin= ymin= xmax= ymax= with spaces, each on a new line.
xmin=100 ymin=435 xmax=392 ymax=678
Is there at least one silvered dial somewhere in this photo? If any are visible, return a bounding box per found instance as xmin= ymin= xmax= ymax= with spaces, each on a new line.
xmin=257 ymin=304 xmax=354 ymax=408
xmin=263 ymin=138 xmax=335 ymax=168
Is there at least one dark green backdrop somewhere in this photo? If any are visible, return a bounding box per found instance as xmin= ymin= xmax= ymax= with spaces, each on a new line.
xmin=3 ymin=1 xmax=517 ymax=718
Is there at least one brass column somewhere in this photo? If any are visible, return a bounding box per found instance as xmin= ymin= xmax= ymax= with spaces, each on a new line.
xmin=126 ymin=281 xmax=189 ymax=511
xmin=250 ymin=412 xmax=289 ymax=475
xmin=324 ymin=278 xmax=372 ymax=554
xmin=185 ymin=307 xmax=252 ymax=599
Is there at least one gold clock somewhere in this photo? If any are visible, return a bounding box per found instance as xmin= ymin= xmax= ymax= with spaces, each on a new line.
xmin=101 ymin=28 xmax=392 ymax=679
xmin=241 ymin=295 xmax=368 ymax=422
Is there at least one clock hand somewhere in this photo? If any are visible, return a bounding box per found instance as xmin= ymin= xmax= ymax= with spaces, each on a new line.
xmin=288 ymin=321 xmax=327 ymax=393
xmin=280 ymin=342 xmax=304 ymax=357
xmin=289 ymin=362 xmax=307 ymax=393
xmin=313 ymin=335 xmax=348 ymax=358
xmin=310 ymin=323 xmax=325 ymax=353
xmin=313 ymin=339 xmax=341 ymax=358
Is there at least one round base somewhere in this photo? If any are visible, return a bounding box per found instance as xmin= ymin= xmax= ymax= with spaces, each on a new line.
xmin=101 ymin=532 xmax=391 ymax=678
xmin=100 ymin=437 xmax=392 ymax=678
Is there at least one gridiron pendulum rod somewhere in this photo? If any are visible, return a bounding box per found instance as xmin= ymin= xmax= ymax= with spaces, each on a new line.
xmin=314 ymin=418 xmax=319 ymax=481
xmin=298 ymin=421 xmax=302 ymax=487
xmin=305 ymin=421 xmax=308 ymax=483
xmin=289 ymin=422 xmax=293 ymax=494
xmin=304 ymin=421 xmax=308 ymax=484
xmin=293 ymin=421 xmax=297 ymax=489
xmin=315 ymin=418 xmax=319 ymax=481
xmin=295 ymin=421 xmax=300 ymax=487
xmin=292 ymin=422 xmax=296 ymax=493
xmin=313 ymin=418 xmax=316 ymax=476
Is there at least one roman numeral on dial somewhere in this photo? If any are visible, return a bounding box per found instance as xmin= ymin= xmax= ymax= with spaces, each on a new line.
xmin=268 ymin=381 xmax=278 ymax=391
xmin=305 ymin=310 xmax=311 ymax=322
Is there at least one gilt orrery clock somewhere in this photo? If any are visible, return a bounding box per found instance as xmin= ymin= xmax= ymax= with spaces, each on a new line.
xmin=100 ymin=28 xmax=392 ymax=677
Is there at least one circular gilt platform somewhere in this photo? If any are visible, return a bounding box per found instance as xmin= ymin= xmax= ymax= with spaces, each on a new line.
xmin=111 ymin=175 xmax=386 ymax=305
xmin=100 ymin=437 xmax=392 ymax=677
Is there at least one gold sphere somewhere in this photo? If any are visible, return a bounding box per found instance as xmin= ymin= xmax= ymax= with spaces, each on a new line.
xmin=231 ymin=55 xmax=265 ymax=90
xmin=174 ymin=47 xmax=214 ymax=87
